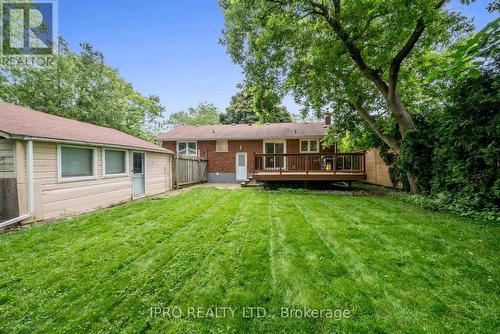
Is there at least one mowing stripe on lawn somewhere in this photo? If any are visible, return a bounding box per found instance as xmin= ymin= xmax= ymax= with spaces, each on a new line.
xmin=1 ymin=188 xmax=498 ymax=334
xmin=266 ymin=192 xmax=344 ymax=333
xmin=0 ymin=188 xmax=225 ymax=298
xmin=77 ymin=190 xmax=248 ymax=333
xmin=268 ymin=192 xmax=277 ymax=292
xmin=151 ymin=189 xmax=275 ymax=333
xmin=0 ymin=189 xmax=202 ymax=263
xmin=2 ymin=189 xmax=230 ymax=334
xmin=309 ymin=193 xmax=499 ymax=332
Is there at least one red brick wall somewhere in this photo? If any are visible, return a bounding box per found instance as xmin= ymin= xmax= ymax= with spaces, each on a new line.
xmin=203 ymin=140 xmax=263 ymax=174
xmin=162 ymin=138 xmax=335 ymax=174
xmin=286 ymin=139 xmax=335 ymax=154
xmin=163 ymin=140 xmax=263 ymax=173
xmin=162 ymin=141 xmax=176 ymax=152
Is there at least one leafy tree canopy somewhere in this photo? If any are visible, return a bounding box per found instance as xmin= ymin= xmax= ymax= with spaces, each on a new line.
xmin=220 ymin=85 xmax=294 ymax=124
xmin=220 ymin=88 xmax=259 ymax=124
xmin=166 ymin=102 xmax=220 ymax=128
xmin=220 ymin=0 xmax=477 ymax=192
xmin=0 ymin=39 xmax=166 ymax=141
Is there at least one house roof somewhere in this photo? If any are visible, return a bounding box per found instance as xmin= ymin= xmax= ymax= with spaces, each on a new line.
xmin=0 ymin=102 xmax=172 ymax=154
xmin=157 ymin=122 xmax=328 ymax=141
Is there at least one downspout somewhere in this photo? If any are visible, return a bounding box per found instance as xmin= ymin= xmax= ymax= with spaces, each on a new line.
xmin=0 ymin=140 xmax=34 ymax=229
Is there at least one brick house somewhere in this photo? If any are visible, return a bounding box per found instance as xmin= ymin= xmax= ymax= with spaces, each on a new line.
xmin=157 ymin=116 xmax=369 ymax=183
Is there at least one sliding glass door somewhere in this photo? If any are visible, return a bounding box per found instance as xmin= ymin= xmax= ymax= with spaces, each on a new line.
xmin=264 ymin=142 xmax=285 ymax=170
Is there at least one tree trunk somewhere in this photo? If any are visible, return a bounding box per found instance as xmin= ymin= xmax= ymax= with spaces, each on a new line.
xmin=353 ymin=96 xmax=419 ymax=194
xmin=387 ymin=94 xmax=419 ymax=194
xmin=406 ymin=172 xmax=418 ymax=195
xmin=387 ymin=91 xmax=415 ymax=136
xmin=353 ymin=100 xmax=401 ymax=152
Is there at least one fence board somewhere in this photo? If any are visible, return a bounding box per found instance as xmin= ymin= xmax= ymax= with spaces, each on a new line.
xmin=0 ymin=178 xmax=19 ymax=220
xmin=173 ymin=155 xmax=208 ymax=188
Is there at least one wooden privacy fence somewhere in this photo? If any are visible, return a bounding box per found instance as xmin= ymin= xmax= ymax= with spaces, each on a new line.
xmin=0 ymin=178 xmax=19 ymax=221
xmin=173 ymin=155 xmax=208 ymax=188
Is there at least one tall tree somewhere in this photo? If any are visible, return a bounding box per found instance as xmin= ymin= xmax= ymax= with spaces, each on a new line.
xmin=220 ymin=0 xmax=471 ymax=193
xmin=166 ymin=102 xmax=220 ymax=128
xmin=0 ymin=39 xmax=166 ymax=141
xmin=220 ymin=86 xmax=293 ymax=124
xmin=220 ymin=88 xmax=259 ymax=124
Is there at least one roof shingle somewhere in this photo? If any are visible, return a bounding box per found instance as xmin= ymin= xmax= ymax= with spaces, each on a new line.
xmin=0 ymin=102 xmax=172 ymax=154
xmin=157 ymin=122 xmax=327 ymax=141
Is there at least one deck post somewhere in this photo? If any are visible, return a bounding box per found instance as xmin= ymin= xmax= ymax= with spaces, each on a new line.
xmin=175 ymin=155 xmax=179 ymax=189
xmin=254 ymin=152 xmax=257 ymax=174
xmin=305 ymin=155 xmax=309 ymax=175
xmin=198 ymin=156 xmax=202 ymax=184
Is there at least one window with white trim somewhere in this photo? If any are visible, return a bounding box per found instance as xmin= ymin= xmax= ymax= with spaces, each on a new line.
xmin=300 ymin=140 xmax=319 ymax=153
xmin=177 ymin=141 xmax=197 ymax=156
xmin=104 ymin=149 xmax=127 ymax=176
xmin=59 ymin=145 xmax=96 ymax=181
xmin=215 ymin=140 xmax=228 ymax=152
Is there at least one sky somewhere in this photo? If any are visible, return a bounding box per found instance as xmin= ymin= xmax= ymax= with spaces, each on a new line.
xmin=59 ymin=0 xmax=498 ymax=118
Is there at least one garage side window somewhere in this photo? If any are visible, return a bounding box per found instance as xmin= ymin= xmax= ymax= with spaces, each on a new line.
xmin=104 ymin=150 xmax=127 ymax=176
xmin=60 ymin=146 xmax=96 ymax=181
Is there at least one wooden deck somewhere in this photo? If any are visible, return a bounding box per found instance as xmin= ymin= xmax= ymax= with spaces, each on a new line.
xmin=253 ymin=153 xmax=366 ymax=182
xmin=254 ymin=172 xmax=367 ymax=181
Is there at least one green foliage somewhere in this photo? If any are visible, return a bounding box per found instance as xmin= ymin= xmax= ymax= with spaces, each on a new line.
xmin=252 ymin=86 xmax=293 ymax=123
xmin=400 ymin=115 xmax=435 ymax=192
xmin=220 ymin=86 xmax=293 ymax=124
xmin=431 ymin=63 xmax=499 ymax=212
xmin=166 ymin=102 xmax=220 ymax=128
xmin=331 ymin=130 xmax=374 ymax=153
xmin=220 ymin=88 xmax=259 ymax=124
xmin=220 ymin=0 xmax=470 ymax=135
xmin=428 ymin=18 xmax=500 ymax=81
xmin=400 ymin=63 xmax=499 ymax=215
xmin=393 ymin=192 xmax=499 ymax=222
xmin=0 ymin=40 xmax=166 ymax=141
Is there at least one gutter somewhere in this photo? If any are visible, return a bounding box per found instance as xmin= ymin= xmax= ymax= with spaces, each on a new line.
xmin=8 ymin=135 xmax=173 ymax=155
xmin=156 ymin=136 xmax=325 ymax=141
xmin=0 ymin=140 xmax=34 ymax=229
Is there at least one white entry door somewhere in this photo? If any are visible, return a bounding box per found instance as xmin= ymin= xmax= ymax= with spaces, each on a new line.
xmin=132 ymin=152 xmax=145 ymax=198
xmin=236 ymin=152 xmax=247 ymax=181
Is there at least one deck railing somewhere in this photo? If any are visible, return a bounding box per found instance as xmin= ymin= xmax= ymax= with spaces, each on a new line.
xmin=254 ymin=153 xmax=366 ymax=174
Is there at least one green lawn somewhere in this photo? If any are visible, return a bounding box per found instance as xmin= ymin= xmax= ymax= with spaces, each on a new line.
xmin=0 ymin=187 xmax=498 ymax=333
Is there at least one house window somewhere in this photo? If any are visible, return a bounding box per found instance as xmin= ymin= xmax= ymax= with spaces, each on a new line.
xmin=104 ymin=149 xmax=127 ymax=176
xmin=59 ymin=145 xmax=96 ymax=181
xmin=215 ymin=140 xmax=228 ymax=152
xmin=300 ymin=140 xmax=319 ymax=153
xmin=177 ymin=141 xmax=197 ymax=156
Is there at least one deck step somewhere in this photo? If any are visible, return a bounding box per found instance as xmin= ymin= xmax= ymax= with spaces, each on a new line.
xmin=241 ymin=178 xmax=262 ymax=188
xmin=245 ymin=182 xmax=262 ymax=187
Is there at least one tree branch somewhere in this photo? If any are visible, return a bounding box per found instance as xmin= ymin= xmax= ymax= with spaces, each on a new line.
xmin=352 ymin=99 xmax=401 ymax=152
xmin=308 ymin=1 xmax=390 ymax=98
xmin=388 ymin=18 xmax=426 ymax=94
xmin=388 ymin=0 xmax=448 ymax=95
